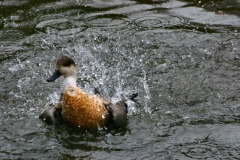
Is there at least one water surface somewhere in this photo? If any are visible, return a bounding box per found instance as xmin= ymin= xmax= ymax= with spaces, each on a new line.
xmin=1 ymin=0 xmax=240 ymax=159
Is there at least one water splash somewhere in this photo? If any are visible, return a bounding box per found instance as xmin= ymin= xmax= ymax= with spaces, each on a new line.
xmin=46 ymin=92 xmax=60 ymax=106
xmin=142 ymin=70 xmax=151 ymax=113
xmin=62 ymin=41 xmax=147 ymax=114
xmin=8 ymin=58 xmax=25 ymax=72
xmin=17 ymin=77 xmax=31 ymax=89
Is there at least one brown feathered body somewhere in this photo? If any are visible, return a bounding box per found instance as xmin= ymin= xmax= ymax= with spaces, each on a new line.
xmin=62 ymin=86 xmax=110 ymax=129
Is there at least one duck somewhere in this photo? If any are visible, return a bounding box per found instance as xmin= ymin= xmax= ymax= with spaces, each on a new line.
xmin=39 ymin=55 xmax=138 ymax=129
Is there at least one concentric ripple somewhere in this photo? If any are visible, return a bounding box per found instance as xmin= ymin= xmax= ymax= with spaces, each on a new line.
xmin=84 ymin=14 xmax=128 ymax=29
xmin=134 ymin=14 xmax=188 ymax=29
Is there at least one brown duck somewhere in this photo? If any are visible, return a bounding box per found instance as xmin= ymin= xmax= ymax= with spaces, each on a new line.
xmin=39 ymin=55 xmax=137 ymax=129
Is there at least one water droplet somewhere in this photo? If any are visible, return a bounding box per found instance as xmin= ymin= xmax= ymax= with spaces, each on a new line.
xmin=165 ymin=110 xmax=173 ymax=114
xmin=183 ymin=116 xmax=190 ymax=120
xmin=102 ymin=114 xmax=105 ymax=119
xmin=29 ymin=108 xmax=35 ymax=111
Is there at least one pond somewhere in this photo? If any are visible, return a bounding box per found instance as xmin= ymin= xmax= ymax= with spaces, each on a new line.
xmin=1 ymin=0 xmax=240 ymax=159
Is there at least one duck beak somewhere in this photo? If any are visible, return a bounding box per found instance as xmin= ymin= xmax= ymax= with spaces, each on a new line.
xmin=47 ymin=70 xmax=62 ymax=82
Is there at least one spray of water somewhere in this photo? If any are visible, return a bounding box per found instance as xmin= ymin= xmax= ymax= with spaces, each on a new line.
xmin=32 ymin=30 xmax=152 ymax=115
xmin=61 ymin=36 xmax=150 ymax=114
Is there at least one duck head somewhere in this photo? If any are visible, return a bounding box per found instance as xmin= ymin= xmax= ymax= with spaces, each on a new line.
xmin=47 ymin=55 xmax=77 ymax=89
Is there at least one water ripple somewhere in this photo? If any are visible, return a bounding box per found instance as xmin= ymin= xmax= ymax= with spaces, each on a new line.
xmin=133 ymin=14 xmax=189 ymax=29
xmin=84 ymin=14 xmax=128 ymax=29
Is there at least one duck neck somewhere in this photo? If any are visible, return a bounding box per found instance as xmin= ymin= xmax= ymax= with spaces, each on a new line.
xmin=63 ymin=76 xmax=77 ymax=90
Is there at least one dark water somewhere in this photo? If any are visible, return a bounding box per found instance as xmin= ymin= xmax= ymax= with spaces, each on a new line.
xmin=1 ymin=0 xmax=240 ymax=159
